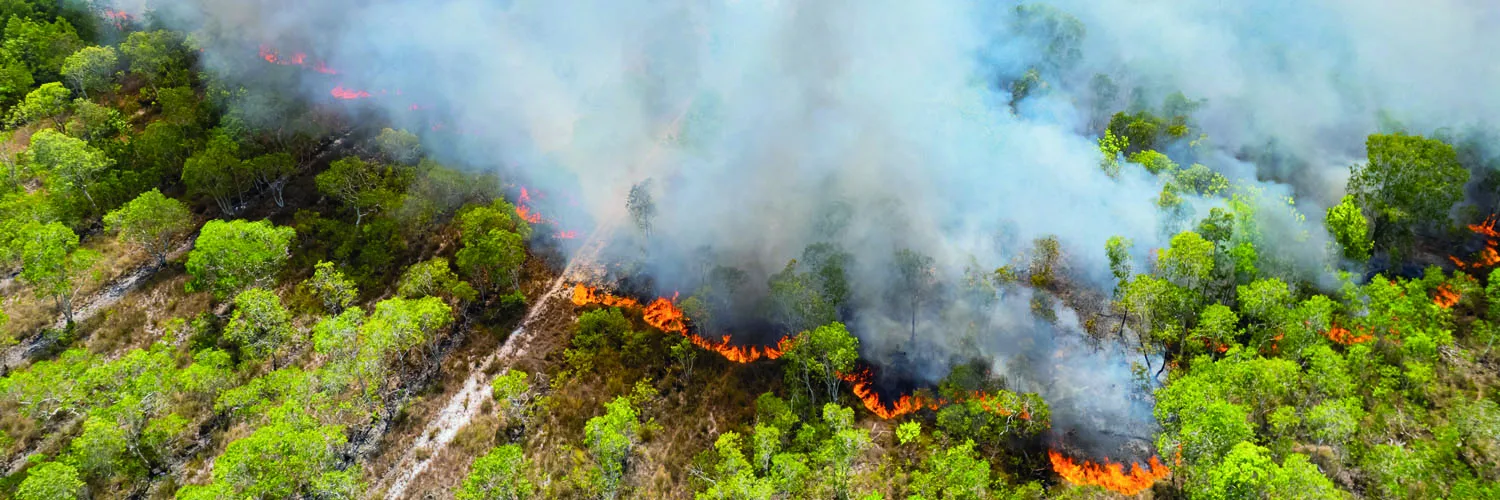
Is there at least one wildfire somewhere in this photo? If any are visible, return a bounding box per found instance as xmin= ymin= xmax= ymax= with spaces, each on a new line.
xmin=103 ymin=9 xmax=132 ymax=29
xmin=555 ymin=230 xmax=579 ymax=239
xmin=1434 ymin=284 xmax=1459 ymax=309
xmin=514 ymin=206 xmax=543 ymax=224
xmin=330 ymin=85 xmax=371 ymax=100
xmin=570 ymin=284 xmax=793 ymax=364
xmin=1452 ymin=215 xmax=1500 ymax=269
xmin=1049 ymin=450 xmax=1170 ymax=496
xmin=1324 ymin=324 xmax=1374 ymax=345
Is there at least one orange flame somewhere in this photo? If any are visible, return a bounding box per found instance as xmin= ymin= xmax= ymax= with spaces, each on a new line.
xmin=330 ymin=85 xmax=371 ymax=100
xmin=554 ymin=230 xmax=578 ymax=239
xmin=1049 ymin=450 xmax=1169 ymax=496
xmin=1324 ymin=324 xmax=1374 ymax=345
xmin=1452 ymin=216 xmax=1500 ymax=269
xmin=514 ymin=206 xmax=543 ymax=224
xmin=1434 ymin=284 xmax=1459 ymax=309
xmin=570 ymin=284 xmax=793 ymax=364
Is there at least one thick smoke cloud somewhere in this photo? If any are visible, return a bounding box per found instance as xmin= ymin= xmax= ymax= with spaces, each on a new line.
xmin=126 ymin=0 xmax=1498 ymax=456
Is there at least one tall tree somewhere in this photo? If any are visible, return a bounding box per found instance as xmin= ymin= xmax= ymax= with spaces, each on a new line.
xmin=120 ymin=30 xmax=186 ymax=92
xmin=29 ymin=128 xmax=111 ymax=212
xmin=181 ymin=133 xmax=246 ymax=215
xmin=782 ymin=322 xmax=860 ymax=405
xmin=1347 ymin=133 xmax=1469 ymax=256
xmin=894 ymin=248 xmax=936 ymax=344
xmin=455 ymin=201 xmax=528 ymax=295
xmin=457 ymin=445 xmax=533 ymax=500
xmin=103 ymin=189 xmax=192 ymax=267
xmin=223 ymin=288 xmax=295 ymax=362
xmin=375 ymin=128 xmax=421 ymax=165
xmin=586 ymin=397 xmax=640 ymax=500
xmin=1325 ymin=194 xmax=1373 ymax=262
xmin=15 ymin=461 xmax=84 ymax=500
xmin=9 ymin=82 xmax=71 ymax=128
xmin=19 ymin=222 xmax=97 ymax=324
xmin=627 ymin=179 xmax=656 ymax=235
xmin=302 ymin=261 xmax=357 ymax=313
xmin=245 ymin=152 xmax=295 ymax=207
xmin=59 ymin=45 xmax=117 ymax=98
xmin=184 ymin=219 xmax=295 ymax=300
xmin=316 ymin=157 xmax=398 ymax=227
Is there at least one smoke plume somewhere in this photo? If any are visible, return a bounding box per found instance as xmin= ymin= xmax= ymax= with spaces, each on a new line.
xmin=122 ymin=0 xmax=1500 ymax=457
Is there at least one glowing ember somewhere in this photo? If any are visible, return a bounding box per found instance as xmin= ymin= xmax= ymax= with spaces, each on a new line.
xmin=104 ymin=9 xmax=132 ymax=29
xmin=330 ymin=85 xmax=371 ymax=100
xmin=554 ymin=230 xmax=579 ymax=239
xmin=1049 ymin=450 xmax=1170 ymax=496
xmin=1434 ymin=284 xmax=1459 ymax=309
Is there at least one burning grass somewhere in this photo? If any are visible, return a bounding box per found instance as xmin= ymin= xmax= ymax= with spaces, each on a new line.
xmin=1048 ymin=450 xmax=1171 ymax=496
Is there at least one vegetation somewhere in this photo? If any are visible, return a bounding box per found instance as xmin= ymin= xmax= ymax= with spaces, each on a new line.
xmin=0 ymin=3 xmax=1495 ymax=500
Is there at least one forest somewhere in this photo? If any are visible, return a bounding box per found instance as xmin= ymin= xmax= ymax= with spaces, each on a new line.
xmin=1 ymin=1 xmax=1499 ymax=499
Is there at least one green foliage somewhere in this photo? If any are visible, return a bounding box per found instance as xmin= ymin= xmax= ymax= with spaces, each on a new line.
xmin=185 ymin=219 xmax=295 ymax=300
xmin=1097 ymin=127 xmax=1127 ymax=178
xmin=9 ymin=81 xmax=70 ymax=127
xmin=181 ymin=132 xmax=246 ymax=215
xmin=1347 ymin=133 xmax=1468 ymax=255
xmin=245 ymin=152 xmax=296 ymax=207
xmin=1105 ymin=235 xmax=1132 ymax=291
xmin=198 ymin=413 xmax=352 ymax=498
xmin=396 ymin=257 xmax=476 ymax=302
xmin=897 ymin=421 xmax=921 ymax=445
xmin=316 ymin=157 xmax=404 ymax=227
xmin=458 ymin=444 xmax=534 ymax=500
xmin=2 ymin=15 xmax=82 ymax=81
xmin=31 ymin=127 xmax=111 ymax=212
xmin=782 ymin=322 xmax=860 ymax=407
xmin=1201 ymin=442 xmax=1341 ymax=500
xmin=302 ymin=261 xmax=358 ymax=313
xmin=223 ymin=288 xmax=294 ymax=362
xmin=1324 ymin=194 xmax=1373 ymax=262
xmin=59 ymin=45 xmax=116 ymax=97
xmin=697 ymin=431 xmax=774 ymax=499
xmin=455 ymin=199 xmax=529 ymax=294
xmin=492 ymin=369 xmax=533 ymax=424
xmin=18 ymin=221 xmax=96 ymax=322
xmin=586 ymin=396 xmax=641 ymax=499
xmin=16 ymin=461 xmax=83 ymax=500
xmin=1107 ymin=111 xmax=1167 ymax=154
xmin=375 ymin=127 xmax=421 ymax=165
xmin=1128 ymin=149 xmax=1177 ymax=175
xmin=120 ymin=30 xmax=188 ymax=90
xmin=104 ymin=188 xmax=191 ymax=266
xmin=909 ymin=440 xmax=991 ymax=500
xmin=67 ymin=98 xmax=126 ymax=142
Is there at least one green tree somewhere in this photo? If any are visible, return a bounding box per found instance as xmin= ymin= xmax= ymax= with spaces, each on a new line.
xmin=455 ymin=202 xmax=527 ymax=294
xmin=59 ymin=45 xmax=117 ymax=98
xmin=1202 ymin=442 xmax=1340 ymax=500
xmin=894 ymin=248 xmax=936 ymax=344
xmin=29 ymin=128 xmax=111 ymax=211
xmin=185 ymin=219 xmax=295 ymax=300
xmin=66 ymin=98 xmax=126 ymax=142
xmin=670 ymin=337 xmax=698 ymax=384
xmin=627 ymin=180 xmax=656 ymax=235
xmin=181 ymin=133 xmax=246 ymax=215
xmin=223 ymin=288 xmax=294 ymax=362
xmin=1325 ymin=194 xmax=1372 ymax=262
xmin=2 ymin=16 xmax=81 ymax=81
xmin=698 ymin=431 xmax=773 ymax=499
xmin=15 ymin=461 xmax=84 ymax=500
xmin=491 ymin=369 xmax=533 ymax=426
xmin=1347 ymin=134 xmax=1469 ymax=255
xmin=586 ymin=396 xmax=641 ymax=500
xmin=19 ymin=221 xmax=96 ymax=323
xmin=8 ymin=82 xmax=70 ymax=128
xmin=302 ymin=261 xmax=357 ymax=313
xmin=245 ymin=152 xmax=296 ymax=207
xmin=909 ymin=440 xmax=991 ymax=500
xmin=375 ymin=127 xmax=421 ymax=165
xmin=120 ymin=30 xmax=186 ymax=92
xmin=1098 ymin=129 xmax=1128 ymax=178
xmin=397 ymin=257 xmax=476 ymax=302
xmin=316 ymin=157 xmax=399 ymax=227
xmin=815 ymin=404 xmax=870 ymax=499
xmin=782 ymin=322 xmax=860 ymax=406
xmin=1106 ymin=235 xmax=1133 ymax=292
xmin=204 ymin=415 xmax=351 ymax=498
xmin=0 ymin=57 xmax=33 ymax=107
xmin=104 ymin=189 xmax=192 ymax=267
xmin=457 ymin=444 xmax=534 ymax=500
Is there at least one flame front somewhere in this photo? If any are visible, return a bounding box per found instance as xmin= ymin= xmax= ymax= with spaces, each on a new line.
xmin=1049 ymin=450 xmax=1170 ymax=496
xmin=330 ymin=85 xmax=371 ymax=100
xmin=571 ymin=284 xmax=791 ymax=364
xmin=1452 ymin=215 xmax=1500 ymax=269
xmin=1434 ymin=284 xmax=1459 ymax=309
xmin=1324 ymin=324 xmax=1374 ymax=345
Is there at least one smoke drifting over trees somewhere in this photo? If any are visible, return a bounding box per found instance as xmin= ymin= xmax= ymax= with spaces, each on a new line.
xmin=127 ymin=0 xmax=1500 ymax=457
